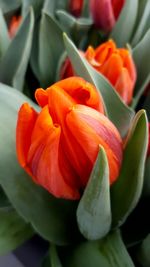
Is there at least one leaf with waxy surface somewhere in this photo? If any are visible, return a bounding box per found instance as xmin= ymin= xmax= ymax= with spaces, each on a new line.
xmin=63 ymin=33 xmax=135 ymax=138
xmin=0 ymin=8 xmax=34 ymax=91
xmin=0 ymin=0 xmax=21 ymax=13
xmin=0 ymin=83 xmax=79 ymax=245
xmin=62 ymin=230 xmax=135 ymax=267
xmin=110 ymin=0 xmax=138 ymax=47
xmin=0 ymin=208 xmax=33 ymax=256
xmin=132 ymin=29 xmax=150 ymax=108
xmin=111 ymin=110 xmax=148 ymax=227
xmin=38 ymin=11 xmax=64 ymax=87
xmin=77 ymin=147 xmax=111 ymax=240
xmin=0 ymin=9 xmax=10 ymax=58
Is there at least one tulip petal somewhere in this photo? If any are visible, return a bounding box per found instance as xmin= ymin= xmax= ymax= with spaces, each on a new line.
xmin=115 ymin=67 xmax=133 ymax=104
xmin=100 ymin=53 xmax=123 ymax=86
xmin=94 ymin=39 xmax=116 ymax=64
xmin=90 ymin=0 xmax=116 ymax=31
xmin=16 ymin=103 xmax=38 ymax=168
xmin=66 ymin=105 xmax=123 ymax=184
xmin=54 ymin=77 xmax=104 ymax=113
xmin=112 ymin=0 xmax=125 ymax=19
xmin=119 ymin=49 xmax=137 ymax=83
xmin=27 ymin=107 xmax=79 ymax=199
xmin=35 ymin=88 xmax=48 ymax=107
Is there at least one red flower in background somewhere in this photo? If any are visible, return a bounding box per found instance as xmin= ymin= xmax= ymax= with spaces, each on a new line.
xmin=60 ymin=40 xmax=136 ymax=105
xmin=16 ymin=77 xmax=123 ymax=200
xmin=90 ymin=0 xmax=125 ymax=31
xmin=9 ymin=15 xmax=22 ymax=38
xmin=69 ymin=0 xmax=84 ymax=17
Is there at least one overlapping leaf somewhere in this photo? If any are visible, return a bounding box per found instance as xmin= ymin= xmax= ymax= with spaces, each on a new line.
xmin=77 ymin=148 xmax=111 ymax=240
xmin=0 ymin=8 xmax=34 ymax=91
xmin=63 ymin=33 xmax=135 ymax=137
xmin=111 ymin=110 xmax=148 ymax=227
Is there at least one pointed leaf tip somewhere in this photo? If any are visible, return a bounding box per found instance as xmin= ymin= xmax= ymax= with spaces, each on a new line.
xmin=77 ymin=147 xmax=111 ymax=240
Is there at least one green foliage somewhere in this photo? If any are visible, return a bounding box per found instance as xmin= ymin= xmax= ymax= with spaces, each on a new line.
xmin=77 ymin=148 xmax=111 ymax=240
xmin=111 ymin=110 xmax=148 ymax=227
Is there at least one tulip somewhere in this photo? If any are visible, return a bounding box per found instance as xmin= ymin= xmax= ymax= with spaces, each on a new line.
xmin=69 ymin=0 xmax=84 ymax=17
xmin=16 ymin=77 xmax=123 ymax=200
xmin=60 ymin=40 xmax=136 ymax=105
xmin=9 ymin=15 xmax=22 ymax=38
xmin=90 ymin=0 xmax=125 ymax=32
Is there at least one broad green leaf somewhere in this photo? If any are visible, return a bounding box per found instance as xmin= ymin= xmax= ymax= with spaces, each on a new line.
xmin=38 ymin=11 xmax=64 ymax=87
xmin=63 ymin=33 xmax=135 ymax=137
xmin=132 ymin=30 xmax=150 ymax=108
xmin=0 ymin=83 xmax=79 ymax=245
xmin=143 ymin=157 xmax=150 ymax=197
xmin=56 ymin=10 xmax=92 ymax=44
xmin=77 ymin=147 xmax=111 ymax=240
xmin=22 ymin=0 xmax=43 ymax=17
xmin=110 ymin=0 xmax=138 ymax=47
xmin=0 ymin=186 xmax=10 ymax=210
xmin=111 ymin=110 xmax=148 ymax=227
xmin=42 ymin=246 xmax=63 ymax=267
xmin=131 ymin=0 xmax=150 ymax=46
xmin=136 ymin=234 xmax=150 ymax=267
xmin=0 ymin=8 xmax=34 ymax=91
xmin=63 ymin=230 xmax=135 ymax=267
xmin=43 ymin=0 xmax=68 ymax=16
xmin=0 ymin=209 xmax=33 ymax=256
xmin=0 ymin=9 xmax=10 ymax=58
xmin=0 ymin=0 xmax=21 ymax=13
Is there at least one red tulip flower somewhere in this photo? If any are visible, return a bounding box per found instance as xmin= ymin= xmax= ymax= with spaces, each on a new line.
xmin=69 ymin=0 xmax=84 ymax=17
xmin=9 ymin=15 xmax=22 ymax=38
xmin=60 ymin=40 xmax=136 ymax=105
xmin=16 ymin=77 xmax=123 ymax=200
xmin=90 ymin=0 xmax=125 ymax=31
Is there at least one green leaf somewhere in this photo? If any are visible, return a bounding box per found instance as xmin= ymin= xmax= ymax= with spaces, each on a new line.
xmin=0 ymin=186 xmax=10 ymax=210
xmin=63 ymin=33 xmax=135 ymax=138
xmin=131 ymin=0 xmax=150 ymax=46
xmin=111 ymin=110 xmax=148 ymax=227
xmin=0 ymin=0 xmax=21 ymax=13
xmin=136 ymin=234 xmax=150 ymax=267
xmin=56 ymin=10 xmax=92 ymax=44
xmin=143 ymin=157 xmax=150 ymax=197
xmin=0 ymin=8 xmax=34 ymax=91
xmin=0 ymin=209 xmax=33 ymax=256
xmin=110 ymin=0 xmax=138 ymax=47
xmin=0 ymin=9 xmax=10 ymax=58
xmin=0 ymin=83 xmax=79 ymax=245
xmin=63 ymin=230 xmax=135 ymax=267
xmin=42 ymin=246 xmax=63 ymax=267
xmin=22 ymin=0 xmax=43 ymax=17
xmin=132 ymin=30 xmax=150 ymax=108
xmin=77 ymin=147 xmax=111 ymax=240
xmin=38 ymin=11 xmax=64 ymax=87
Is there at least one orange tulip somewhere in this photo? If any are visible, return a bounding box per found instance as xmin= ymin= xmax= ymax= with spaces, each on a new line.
xmin=16 ymin=77 xmax=123 ymax=199
xmin=69 ymin=0 xmax=84 ymax=17
xmin=90 ymin=0 xmax=125 ymax=31
xmin=60 ymin=40 xmax=136 ymax=105
xmin=9 ymin=15 xmax=22 ymax=38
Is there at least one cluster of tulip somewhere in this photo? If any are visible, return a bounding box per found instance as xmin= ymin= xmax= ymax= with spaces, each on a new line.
xmin=0 ymin=0 xmax=149 ymax=266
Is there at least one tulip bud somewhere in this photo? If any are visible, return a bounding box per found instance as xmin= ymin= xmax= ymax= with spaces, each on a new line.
xmin=9 ymin=15 xmax=22 ymax=38
xmin=90 ymin=0 xmax=125 ymax=32
xmin=69 ymin=0 xmax=84 ymax=17
xmin=60 ymin=40 xmax=136 ymax=105
xmin=16 ymin=77 xmax=123 ymax=200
